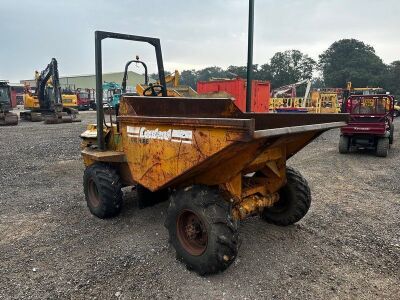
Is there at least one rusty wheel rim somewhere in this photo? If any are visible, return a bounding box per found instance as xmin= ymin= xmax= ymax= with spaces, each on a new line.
xmin=176 ymin=210 xmax=208 ymax=256
xmin=88 ymin=179 xmax=100 ymax=208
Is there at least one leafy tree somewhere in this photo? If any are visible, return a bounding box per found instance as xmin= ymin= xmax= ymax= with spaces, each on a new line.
xmin=384 ymin=61 xmax=400 ymax=96
xmin=226 ymin=65 xmax=248 ymax=78
xmin=180 ymin=69 xmax=197 ymax=89
xmin=257 ymin=63 xmax=273 ymax=81
xmin=148 ymin=73 xmax=158 ymax=81
xmin=311 ymin=77 xmax=325 ymax=89
xmin=226 ymin=64 xmax=272 ymax=81
xmin=148 ymin=71 xmax=171 ymax=81
xmin=196 ymin=66 xmax=226 ymax=82
xmin=270 ymin=50 xmax=316 ymax=87
xmin=319 ymin=39 xmax=386 ymax=88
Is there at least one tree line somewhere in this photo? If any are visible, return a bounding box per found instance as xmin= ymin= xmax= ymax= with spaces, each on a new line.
xmin=165 ymin=39 xmax=399 ymax=96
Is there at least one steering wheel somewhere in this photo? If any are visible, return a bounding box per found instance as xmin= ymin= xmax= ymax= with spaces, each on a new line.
xmin=143 ymin=84 xmax=165 ymax=96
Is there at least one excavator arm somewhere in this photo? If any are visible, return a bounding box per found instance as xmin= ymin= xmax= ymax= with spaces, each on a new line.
xmin=162 ymin=70 xmax=180 ymax=87
xmin=36 ymin=58 xmax=62 ymax=112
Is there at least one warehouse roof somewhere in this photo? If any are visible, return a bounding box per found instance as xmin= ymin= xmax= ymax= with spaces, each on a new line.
xmin=20 ymin=71 xmax=152 ymax=90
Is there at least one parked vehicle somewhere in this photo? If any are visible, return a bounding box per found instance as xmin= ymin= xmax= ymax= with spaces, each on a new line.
xmin=21 ymin=59 xmax=80 ymax=123
xmin=339 ymin=94 xmax=395 ymax=157
xmin=394 ymin=99 xmax=400 ymax=117
xmin=0 ymin=80 xmax=18 ymax=126
xmin=80 ymin=31 xmax=348 ymax=275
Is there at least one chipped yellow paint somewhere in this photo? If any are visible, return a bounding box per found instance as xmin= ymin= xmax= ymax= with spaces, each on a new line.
xmin=119 ymin=122 xmax=239 ymax=191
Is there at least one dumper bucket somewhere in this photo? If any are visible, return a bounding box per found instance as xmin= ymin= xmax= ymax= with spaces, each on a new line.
xmin=115 ymin=96 xmax=347 ymax=191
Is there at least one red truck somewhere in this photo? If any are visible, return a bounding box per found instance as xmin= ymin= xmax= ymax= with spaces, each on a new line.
xmin=339 ymin=94 xmax=395 ymax=157
xmin=197 ymin=78 xmax=270 ymax=112
xmin=75 ymin=89 xmax=92 ymax=110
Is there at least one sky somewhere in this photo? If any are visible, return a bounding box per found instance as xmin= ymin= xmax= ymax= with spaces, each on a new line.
xmin=1 ymin=0 xmax=399 ymax=82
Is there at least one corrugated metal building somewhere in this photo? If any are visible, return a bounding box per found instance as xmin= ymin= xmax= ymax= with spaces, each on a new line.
xmin=20 ymin=71 xmax=151 ymax=91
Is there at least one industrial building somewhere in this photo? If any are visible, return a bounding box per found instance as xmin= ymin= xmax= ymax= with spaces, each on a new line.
xmin=10 ymin=83 xmax=25 ymax=107
xmin=20 ymin=71 xmax=150 ymax=91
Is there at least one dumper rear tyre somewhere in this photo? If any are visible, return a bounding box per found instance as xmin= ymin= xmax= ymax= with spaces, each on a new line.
xmin=339 ymin=135 xmax=350 ymax=154
xmin=83 ymin=163 xmax=123 ymax=219
xmin=261 ymin=167 xmax=311 ymax=226
xmin=376 ymin=137 xmax=389 ymax=157
xmin=165 ymin=186 xmax=238 ymax=275
xmin=136 ymin=184 xmax=169 ymax=209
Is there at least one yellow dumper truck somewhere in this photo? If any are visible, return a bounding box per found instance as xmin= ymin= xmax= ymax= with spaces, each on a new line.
xmin=80 ymin=31 xmax=348 ymax=275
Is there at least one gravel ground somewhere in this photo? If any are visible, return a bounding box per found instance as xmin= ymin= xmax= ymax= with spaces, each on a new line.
xmin=0 ymin=111 xmax=399 ymax=299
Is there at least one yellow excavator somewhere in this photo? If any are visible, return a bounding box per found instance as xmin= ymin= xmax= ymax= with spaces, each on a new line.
xmin=21 ymin=58 xmax=80 ymax=123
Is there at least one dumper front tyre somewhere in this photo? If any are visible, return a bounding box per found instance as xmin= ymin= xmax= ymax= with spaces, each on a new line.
xmin=261 ymin=167 xmax=311 ymax=226
xmin=376 ymin=137 xmax=389 ymax=157
xmin=339 ymin=135 xmax=350 ymax=153
xmin=83 ymin=163 xmax=123 ymax=219
xmin=165 ymin=186 xmax=238 ymax=275
xmin=136 ymin=184 xmax=169 ymax=209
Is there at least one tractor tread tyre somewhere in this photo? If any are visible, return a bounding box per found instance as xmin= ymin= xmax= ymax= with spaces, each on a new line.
xmin=136 ymin=184 xmax=169 ymax=209
xmin=165 ymin=185 xmax=238 ymax=276
xmin=339 ymin=135 xmax=350 ymax=154
xmin=261 ymin=167 xmax=311 ymax=226
xmin=83 ymin=163 xmax=123 ymax=219
xmin=376 ymin=137 xmax=389 ymax=157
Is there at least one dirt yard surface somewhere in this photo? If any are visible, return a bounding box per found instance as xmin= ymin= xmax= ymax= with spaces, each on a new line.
xmin=1 ymin=112 xmax=399 ymax=299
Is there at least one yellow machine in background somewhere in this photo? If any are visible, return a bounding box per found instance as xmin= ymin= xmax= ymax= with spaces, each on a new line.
xmin=307 ymin=91 xmax=340 ymax=113
xmin=394 ymin=100 xmax=400 ymax=117
xmin=269 ymin=97 xmax=304 ymax=111
xmin=165 ymin=69 xmax=180 ymax=87
xmin=136 ymin=70 xmax=197 ymax=97
xmin=24 ymin=88 xmax=78 ymax=111
xmin=24 ymin=72 xmax=79 ymax=114
xmin=346 ymin=81 xmax=385 ymax=95
xmin=61 ymin=91 xmax=78 ymax=109
xmin=269 ymin=78 xmax=340 ymax=114
xmin=23 ymin=71 xmax=41 ymax=114
xmin=270 ymin=92 xmax=340 ymax=113
xmin=21 ymin=59 xmax=80 ymax=123
xmin=24 ymin=90 xmax=40 ymax=110
xmin=269 ymin=79 xmax=311 ymax=112
xmin=23 ymin=86 xmax=42 ymax=121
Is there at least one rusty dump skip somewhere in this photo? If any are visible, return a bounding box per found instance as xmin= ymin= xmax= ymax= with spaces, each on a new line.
xmin=115 ymin=96 xmax=348 ymax=191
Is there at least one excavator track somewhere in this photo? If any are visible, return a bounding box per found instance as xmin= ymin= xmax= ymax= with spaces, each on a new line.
xmin=20 ymin=111 xmax=43 ymax=122
xmin=43 ymin=110 xmax=81 ymax=124
xmin=0 ymin=112 xmax=19 ymax=126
